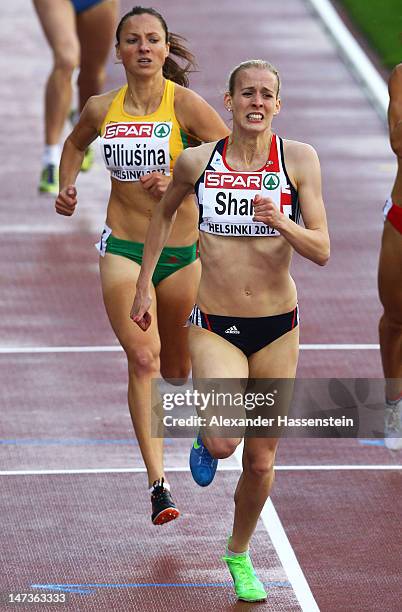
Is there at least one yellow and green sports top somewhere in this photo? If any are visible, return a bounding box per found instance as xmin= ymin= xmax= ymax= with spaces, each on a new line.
xmin=99 ymin=79 xmax=200 ymax=182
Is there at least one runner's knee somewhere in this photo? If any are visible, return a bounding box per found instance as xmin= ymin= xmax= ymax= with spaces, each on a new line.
xmin=160 ymin=362 xmax=191 ymax=383
xmin=126 ymin=346 xmax=160 ymax=378
xmin=77 ymin=66 xmax=106 ymax=92
xmin=380 ymin=309 xmax=402 ymax=330
xmin=243 ymin=450 xmax=276 ymax=478
xmin=53 ymin=48 xmax=79 ymax=74
xmin=206 ymin=438 xmax=239 ymax=459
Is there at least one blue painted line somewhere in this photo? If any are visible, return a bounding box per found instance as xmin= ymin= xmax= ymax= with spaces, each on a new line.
xmin=359 ymin=439 xmax=385 ymax=447
xmin=33 ymin=585 xmax=96 ymax=595
xmin=32 ymin=581 xmax=291 ymax=595
xmin=0 ymin=438 xmax=172 ymax=446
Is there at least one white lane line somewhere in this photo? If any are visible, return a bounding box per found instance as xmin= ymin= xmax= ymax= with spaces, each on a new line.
xmin=1 ymin=464 xmax=401 ymax=477
xmin=0 ymin=466 xmax=207 ymax=476
xmin=306 ymin=0 xmax=388 ymax=119
xmin=233 ymin=445 xmax=319 ymax=612
xmin=261 ymin=500 xmax=319 ymax=612
xmin=273 ymin=465 xmax=402 ymax=471
xmin=0 ymin=346 xmax=122 ymax=354
xmin=0 ymin=344 xmax=380 ymax=354
xmin=300 ymin=344 xmax=379 ymax=350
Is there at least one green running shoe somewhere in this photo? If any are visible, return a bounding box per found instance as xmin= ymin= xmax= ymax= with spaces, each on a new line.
xmin=81 ymin=146 xmax=94 ymax=172
xmin=222 ymin=552 xmax=267 ymax=602
xmin=38 ymin=164 xmax=59 ymax=194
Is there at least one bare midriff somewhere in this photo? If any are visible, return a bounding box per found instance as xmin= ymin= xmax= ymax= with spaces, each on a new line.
xmin=105 ymin=177 xmax=199 ymax=246
xmin=197 ymin=232 xmax=297 ymax=317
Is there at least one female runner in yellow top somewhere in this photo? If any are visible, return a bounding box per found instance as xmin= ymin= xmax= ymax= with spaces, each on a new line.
xmin=55 ymin=6 xmax=229 ymax=524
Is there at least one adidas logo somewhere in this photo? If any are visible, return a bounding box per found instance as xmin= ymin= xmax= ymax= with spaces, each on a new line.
xmin=225 ymin=325 xmax=240 ymax=334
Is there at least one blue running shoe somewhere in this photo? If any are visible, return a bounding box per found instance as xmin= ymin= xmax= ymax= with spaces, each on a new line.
xmin=189 ymin=434 xmax=218 ymax=487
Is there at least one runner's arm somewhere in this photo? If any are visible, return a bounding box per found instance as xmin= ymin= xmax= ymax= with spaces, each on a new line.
xmin=175 ymin=87 xmax=230 ymax=142
xmin=131 ymin=150 xmax=196 ymax=325
xmin=388 ymin=64 xmax=402 ymax=158
xmin=55 ymin=97 xmax=104 ymax=216
xmin=59 ymin=96 xmax=102 ymax=190
xmin=253 ymin=143 xmax=330 ymax=266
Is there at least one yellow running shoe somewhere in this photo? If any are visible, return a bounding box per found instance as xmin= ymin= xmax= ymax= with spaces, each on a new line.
xmin=38 ymin=164 xmax=59 ymax=194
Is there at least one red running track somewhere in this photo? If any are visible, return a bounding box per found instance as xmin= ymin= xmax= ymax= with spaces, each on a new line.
xmin=0 ymin=1 xmax=400 ymax=610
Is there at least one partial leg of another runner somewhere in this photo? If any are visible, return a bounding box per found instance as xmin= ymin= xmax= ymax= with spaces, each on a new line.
xmin=378 ymin=218 xmax=402 ymax=450
xmin=188 ymin=325 xmax=245 ymax=487
xmin=76 ymin=0 xmax=118 ymax=171
xmin=155 ymin=258 xmax=201 ymax=383
xmin=99 ymin=252 xmax=179 ymax=525
xmin=379 ymin=64 xmax=402 ymax=450
xmin=33 ymin=0 xmax=79 ymax=193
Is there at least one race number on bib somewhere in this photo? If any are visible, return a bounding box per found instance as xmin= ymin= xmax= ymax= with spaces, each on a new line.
xmin=95 ymin=224 xmax=112 ymax=257
xmin=101 ymin=122 xmax=172 ymax=182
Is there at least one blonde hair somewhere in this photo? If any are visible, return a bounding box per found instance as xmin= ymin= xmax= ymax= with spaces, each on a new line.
xmin=227 ymin=60 xmax=281 ymax=97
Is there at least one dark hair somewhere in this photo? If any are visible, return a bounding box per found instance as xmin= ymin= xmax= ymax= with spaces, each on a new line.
xmin=227 ymin=60 xmax=281 ymax=97
xmin=115 ymin=6 xmax=196 ymax=87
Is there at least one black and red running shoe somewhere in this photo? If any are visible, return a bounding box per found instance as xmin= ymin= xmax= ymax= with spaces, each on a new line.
xmin=151 ymin=478 xmax=180 ymax=525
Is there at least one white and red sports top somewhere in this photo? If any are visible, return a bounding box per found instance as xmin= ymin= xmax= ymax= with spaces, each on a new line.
xmin=194 ymin=135 xmax=300 ymax=237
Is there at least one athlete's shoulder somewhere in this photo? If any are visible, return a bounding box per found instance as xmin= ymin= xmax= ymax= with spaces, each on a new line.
xmin=173 ymin=84 xmax=224 ymax=119
xmin=172 ymin=83 xmax=213 ymax=120
xmin=282 ymin=138 xmax=319 ymax=162
xmin=172 ymin=84 xmax=229 ymax=141
xmin=82 ymin=88 xmax=122 ymax=126
xmin=87 ymin=88 xmax=121 ymax=111
xmin=282 ymin=139 xmax=321 ymax=187
xmin=172 ymin=83 xmax=203 ymax=104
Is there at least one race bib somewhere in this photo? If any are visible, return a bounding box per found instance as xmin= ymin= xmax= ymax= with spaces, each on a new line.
xmin=100 ymin=122 xmax=172 ymax=182
xmin=95 ymin=224 xmax=112 ymax=257
xmin=200 ymin=170 xmax=284 ymax=237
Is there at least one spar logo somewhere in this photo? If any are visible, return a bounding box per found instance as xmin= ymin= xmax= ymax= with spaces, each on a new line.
xmin=205 ymin=171 xmax=262 ymax=190
xmin=104 ymin=123 xmax=153 ymax=139
xmin=263 ymin=173 xmax=280 ymax=190
xmin=154 ymin=123 xmax=171 ymax=138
